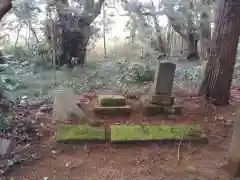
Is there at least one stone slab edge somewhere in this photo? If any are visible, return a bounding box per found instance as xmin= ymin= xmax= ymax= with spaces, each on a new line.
xmin=94 ymin=103 xmax=131 ymax=115
xmin=98 ymin=95 xmax=126 ymax=107
xmin=56 ymin=124 xmax=105 ymax=142
xmin=110 ymin=124 xmax=206 ymax=142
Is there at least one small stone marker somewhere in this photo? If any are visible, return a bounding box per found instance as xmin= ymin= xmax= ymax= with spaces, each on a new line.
xmin=0 ymin=138 xmax=11 ymax=156
xmin=56 ymin=124 xmax=105 ymax=142
xmin=223 ymin=118 xmax=240 ymax=177
xmin=110 ymin=124 xmax=206 ymax=142
xmin=152 ymin=61 xmax=176 ymax=95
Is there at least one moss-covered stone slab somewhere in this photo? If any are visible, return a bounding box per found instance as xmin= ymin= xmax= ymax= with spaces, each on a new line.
xmin=56 ymin=124 xmax=105 ymax=142
xmin=94 ymin=102 xmax=131 ymax=115
xmin=149 ymin=94 xmax=174 ymax=106
xmin=140 ymin=96 xmax=163 ymax=116
xmin=98 ymin=95 xmax=126 ymax=107
xmin=110 ymin=124 xmax=206 ymax=142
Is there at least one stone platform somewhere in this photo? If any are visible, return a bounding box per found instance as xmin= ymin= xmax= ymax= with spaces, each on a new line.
xmin=56 ymin=124 xmax=206 ymax=143
xmin=140 ymin=96 xmax=182 ymax=116
xmin=94 ymin=95 xmax=131 ymax=115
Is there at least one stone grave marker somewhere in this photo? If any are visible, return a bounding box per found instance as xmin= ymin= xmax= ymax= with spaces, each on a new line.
xmin=152 ymin=61 xmax=176 ymax=95
xmin=140 ymin=61 xmax=180 ymax=116
xmin=223 ymin=117 xmax=240 ymax=177
xmin=0 ymin=138 xmax=11 ymax=156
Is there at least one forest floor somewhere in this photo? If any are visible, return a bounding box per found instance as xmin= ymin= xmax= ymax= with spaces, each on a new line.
xmin=1 ymin=57 xmax=239 ymax=179
xmin=6 ymin=89 xmax=240 ymax=180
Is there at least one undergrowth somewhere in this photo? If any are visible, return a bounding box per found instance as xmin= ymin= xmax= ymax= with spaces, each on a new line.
xmin=0 ymin=42 xmax=240 ymax=102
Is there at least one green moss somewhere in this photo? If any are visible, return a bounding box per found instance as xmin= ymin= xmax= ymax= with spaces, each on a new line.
xmin=98 ymin=95 xmax=126 ymax=106
xmin=110 ymin=124 xmax=206 ymax=142
xmin=56 ymin=124 xmax=105 ymax=142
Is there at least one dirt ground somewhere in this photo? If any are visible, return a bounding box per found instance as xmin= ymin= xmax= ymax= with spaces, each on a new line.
xmin=5 ymin=90 xmax=240 ymax=180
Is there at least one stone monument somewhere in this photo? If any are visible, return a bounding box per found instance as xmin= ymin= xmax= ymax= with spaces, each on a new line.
xmin=152 ymin=61 xmax=176 ymax=95
xmin=141 ymin=61 xmax=181 ymax=116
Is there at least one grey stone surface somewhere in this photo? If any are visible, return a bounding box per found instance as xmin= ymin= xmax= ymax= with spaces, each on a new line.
xmin=152 ymin=61 xmax=176 ymax=95
xmin=148 ymin=93 xmax=174 ymax=106
xmin=0 ymin=138 xmax=11 ymax=156
xmin=223 ymin=117 xmax=240 ymax=177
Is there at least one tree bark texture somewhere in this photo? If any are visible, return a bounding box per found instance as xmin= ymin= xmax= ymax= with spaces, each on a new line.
xmin=54 ymin=0 xmax=105 ymax=67
xmin=0 ymin=0 xmax=12 ymax=20
xmin=186 ymin=33 xmax=199 ymax=60
xmin=199 ymin=4 xmax=211 ymax=61
xmin=199 ymin=0 xmax=240 ymax=105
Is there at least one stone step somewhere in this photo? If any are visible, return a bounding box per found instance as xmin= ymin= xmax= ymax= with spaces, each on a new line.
xmin=94 ymin=103 xmax=131 ymax=115
xmin=56 ymin=124 xmax=105 ymax=142
xmin=162 ymin=105 xmax=182 ymax=114
xmin=110 ymin=124 xmax=206 ymax=142
xmin=140 ymin=96 xmax=182 ymax=116
xmin=140 ymin=96 xmax=163 ymax=116
xmin=149 ymin=94 xmax=175 ymax=106
xmin=98 ymin=95 xmax=126 ymax=107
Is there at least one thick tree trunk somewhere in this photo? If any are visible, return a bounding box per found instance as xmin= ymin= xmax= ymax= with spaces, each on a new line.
xmin=0 ymin=0 xmax=12 ymax=20
xmin=199 ymin=0 xmax=240 ymax=105
xmin=199 ymin=38 xmax=211 ymax=61
xmin=186 ymin=33 xmax=199 ymax=60
xmin=53 ymin=0 xmax=105 ymax=67
xmin=199 ymin=9 xmax=211 ymax=61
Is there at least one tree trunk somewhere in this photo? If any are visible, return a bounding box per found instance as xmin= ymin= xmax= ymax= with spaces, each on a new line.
xmin=0 ymin=0 xmax=12 ymax=20
xmin=186 ymin=33 xmax=199 ymax=60
xmin=54 ymin=0 xmax=105 ymax=67
xmin=199 ymin=38 xmax=211 ymax=61
xmin=199 ymin=0 xmax=240 ymax=105
xmin=199 ymin=6 xmax=211 ymax=61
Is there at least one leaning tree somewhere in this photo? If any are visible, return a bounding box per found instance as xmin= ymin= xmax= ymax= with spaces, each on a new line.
xmin=45 ymin=0 xmax=105 ymax=67
xmin=120 ymin=0 xmax=168 ymax=62
xmin=0 ymin=0 xmax=12 ymax=108
xmin=0 ymin=0 xmax=12 ymax=20
xmin=121 ymin=0 xmax=215 ymax=60
xmin=0 ymin=0 xmax=12 ymax=62
xmin=199 ymin=0 xmax=240 ymax=105
xmin=162 ymin=0 xmax=215 ymax=60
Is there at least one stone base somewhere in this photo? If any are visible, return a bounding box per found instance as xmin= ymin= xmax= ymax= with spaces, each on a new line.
xmin=148 ymin=82 xmax=174 ymax=105
xmin=140 ymin=96 xmax=163 ymax=116
xmin=94 ymin=102 xmax=131 ymax=115
xmin=98 ymin=95 xmax=126 ymax=107
xmin=163 ymin=105 xmax=182 ymax=114
xmin=149 ymin=94 xmax=174 ymax=106
xmin=140 ymin=96 xmax=182 ymax=116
